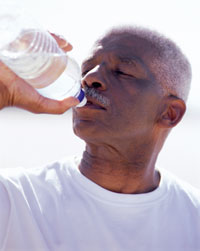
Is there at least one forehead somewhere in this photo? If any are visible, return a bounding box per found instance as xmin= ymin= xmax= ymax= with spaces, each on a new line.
xmin=82 ymin=34 xmax=156 ymax=80
xmin=83 ymin=34 xmax=155 ymax=68
xmin=94 ymin=34 xmax=152 ymax=57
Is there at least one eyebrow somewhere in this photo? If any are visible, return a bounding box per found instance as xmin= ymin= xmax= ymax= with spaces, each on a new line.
xmin=82 ymin=57 xmax=93 ymax=66
xmin=82 ymin=55 xmax=142 ymax=68
xmin=117 ymin=55 xmax=144 ymax=67
xmin=81 ymin=57 xmax=95 ymax=72
xmin=118 ymin=55 xmax=151 ymax=77
xmin=81 ymin=54 xmax=150 ymax=78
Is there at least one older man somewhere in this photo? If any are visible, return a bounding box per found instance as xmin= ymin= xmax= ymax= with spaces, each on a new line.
xmin=0 ymin=26 xmax=199 ymax=251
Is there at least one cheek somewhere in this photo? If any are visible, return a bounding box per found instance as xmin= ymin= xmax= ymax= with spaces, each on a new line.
xmin=109 ymin=91 xmax=158 ymax=131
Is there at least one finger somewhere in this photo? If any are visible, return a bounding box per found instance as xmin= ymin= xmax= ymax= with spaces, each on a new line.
xmin=50 ymin=32 xmax=73 ymax=51
xmin=17 ymin=93 xmax=80 ymax=114
xmin=32 ymin=96 xmax=80 ymax=114
xmin=9 ymin=76 xmax=79 ymax=114
xmin=60 ymin=43 xmax=73 ymax=53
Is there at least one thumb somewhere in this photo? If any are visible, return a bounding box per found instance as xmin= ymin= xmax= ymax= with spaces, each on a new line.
xmin=17 ymin=94 xmax=80 ymax=114
xmin=35 ymin=96 xmax=80 ymax=114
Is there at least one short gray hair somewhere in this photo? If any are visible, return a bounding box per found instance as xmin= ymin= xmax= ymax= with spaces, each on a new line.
xmin=97 ymin=25 xmax=192 ymax=102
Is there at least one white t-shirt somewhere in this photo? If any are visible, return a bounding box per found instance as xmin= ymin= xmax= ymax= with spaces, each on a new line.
xmin=0 ymin=156 xmax=200 ymax=251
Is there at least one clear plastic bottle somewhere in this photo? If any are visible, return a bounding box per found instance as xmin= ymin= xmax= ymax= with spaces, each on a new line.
xmin=0 ymin=2 xmax=86 ymax=106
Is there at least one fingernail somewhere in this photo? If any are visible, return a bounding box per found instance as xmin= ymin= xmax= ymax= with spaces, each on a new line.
xmin=50 ymin=31 xmax=68 ymax=43
xmin=57 ymin=34 xmax=68 ymax=42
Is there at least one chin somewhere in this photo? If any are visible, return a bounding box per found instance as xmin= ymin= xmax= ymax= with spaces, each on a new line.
xmin=73 ymin=120 xmax=96 ymax=140
xmin=73 ymin=121 xmax=106 ymax=144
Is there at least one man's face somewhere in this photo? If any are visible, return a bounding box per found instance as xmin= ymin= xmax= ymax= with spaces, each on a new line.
xmin=72 ymin=34 xmax=163 ymax=145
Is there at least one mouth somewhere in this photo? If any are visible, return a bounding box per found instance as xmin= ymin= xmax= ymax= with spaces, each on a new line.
xmin=83 ymin=97 xmax=107 ymax=110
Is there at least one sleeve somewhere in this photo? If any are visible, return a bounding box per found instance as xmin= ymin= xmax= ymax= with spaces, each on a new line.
xmin=0 ymin=177 xmax=11 ymax=249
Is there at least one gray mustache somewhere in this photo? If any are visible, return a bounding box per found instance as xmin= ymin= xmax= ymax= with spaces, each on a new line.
xmin=84 ymin=86 xmax=110 ymax=107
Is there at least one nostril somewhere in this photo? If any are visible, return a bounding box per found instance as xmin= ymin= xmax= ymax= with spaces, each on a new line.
xmin=92 ymin=82 xmax=102 ymax=88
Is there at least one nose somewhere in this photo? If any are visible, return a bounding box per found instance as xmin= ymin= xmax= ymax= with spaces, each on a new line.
xmin=81 ymin=65 xmax=107 ymax=91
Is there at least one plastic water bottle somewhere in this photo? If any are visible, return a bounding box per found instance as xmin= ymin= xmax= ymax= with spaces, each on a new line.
xmin=0 ymin=2 xmax=86 ymax=106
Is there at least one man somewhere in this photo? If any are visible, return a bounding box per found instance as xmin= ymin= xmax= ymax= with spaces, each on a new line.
xmin=0 ymin=26 xmax=199 ymax=251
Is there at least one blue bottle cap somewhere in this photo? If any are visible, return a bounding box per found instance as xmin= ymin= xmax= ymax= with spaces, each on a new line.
xmin=76 ymin=89 xmax=87 ymax=107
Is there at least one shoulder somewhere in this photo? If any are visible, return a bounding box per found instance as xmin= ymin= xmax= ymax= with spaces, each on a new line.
xmin=0 ymin=155 xmax=79 ymax=204
xmin=0 ymin=155 xmax=77 ymax=185
xmin=0 ymin=156 xmax=80 ymax=248
xmin=160 ymin=168 xmax=200 ymax=210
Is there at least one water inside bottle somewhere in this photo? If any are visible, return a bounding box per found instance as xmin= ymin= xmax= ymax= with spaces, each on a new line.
xmin=1 ymin=30 xmax=68 ymax=89
xmin=0 ymin=29 xmax=85 ymax=102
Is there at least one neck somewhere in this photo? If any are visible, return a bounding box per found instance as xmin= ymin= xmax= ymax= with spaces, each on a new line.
xmin=79 ymin=143 xmax=160 ymax=194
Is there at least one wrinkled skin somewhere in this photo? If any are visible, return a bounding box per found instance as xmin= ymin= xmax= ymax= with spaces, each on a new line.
xmin=73 ymin=33 xmax=185 ymax=194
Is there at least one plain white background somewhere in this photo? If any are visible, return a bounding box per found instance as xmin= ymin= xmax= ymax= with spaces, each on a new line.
xmin=0 ymin=0 xmax=200 ymax=189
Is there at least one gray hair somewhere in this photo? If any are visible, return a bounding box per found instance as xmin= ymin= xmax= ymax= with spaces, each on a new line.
xmin=96 ymin=25 xmax=192 ymax=102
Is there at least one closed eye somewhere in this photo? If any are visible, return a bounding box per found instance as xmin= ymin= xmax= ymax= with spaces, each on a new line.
xmin=115 ymin=70 xmax=135 ymax=78
xmin=81 ymin=70 xmax=90 ymax=77
xmin=115 ymin=70 xmax=126 ymax=75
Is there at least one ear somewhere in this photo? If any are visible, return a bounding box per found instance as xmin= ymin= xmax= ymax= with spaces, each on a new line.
xmin=157 ymin=96 xmax=186 ymax=128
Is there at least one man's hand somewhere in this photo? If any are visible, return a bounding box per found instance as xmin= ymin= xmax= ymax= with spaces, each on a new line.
xmin=0 ymin=33 xmax=79 ymax=114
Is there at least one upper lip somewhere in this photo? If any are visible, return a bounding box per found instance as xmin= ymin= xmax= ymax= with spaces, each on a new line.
xmin=85 ymin=96 xmax=107 ymax=110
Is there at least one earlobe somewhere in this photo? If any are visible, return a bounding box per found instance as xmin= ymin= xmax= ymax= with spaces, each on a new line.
xmin=158 ymin=97 xmax=186 ymax=128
